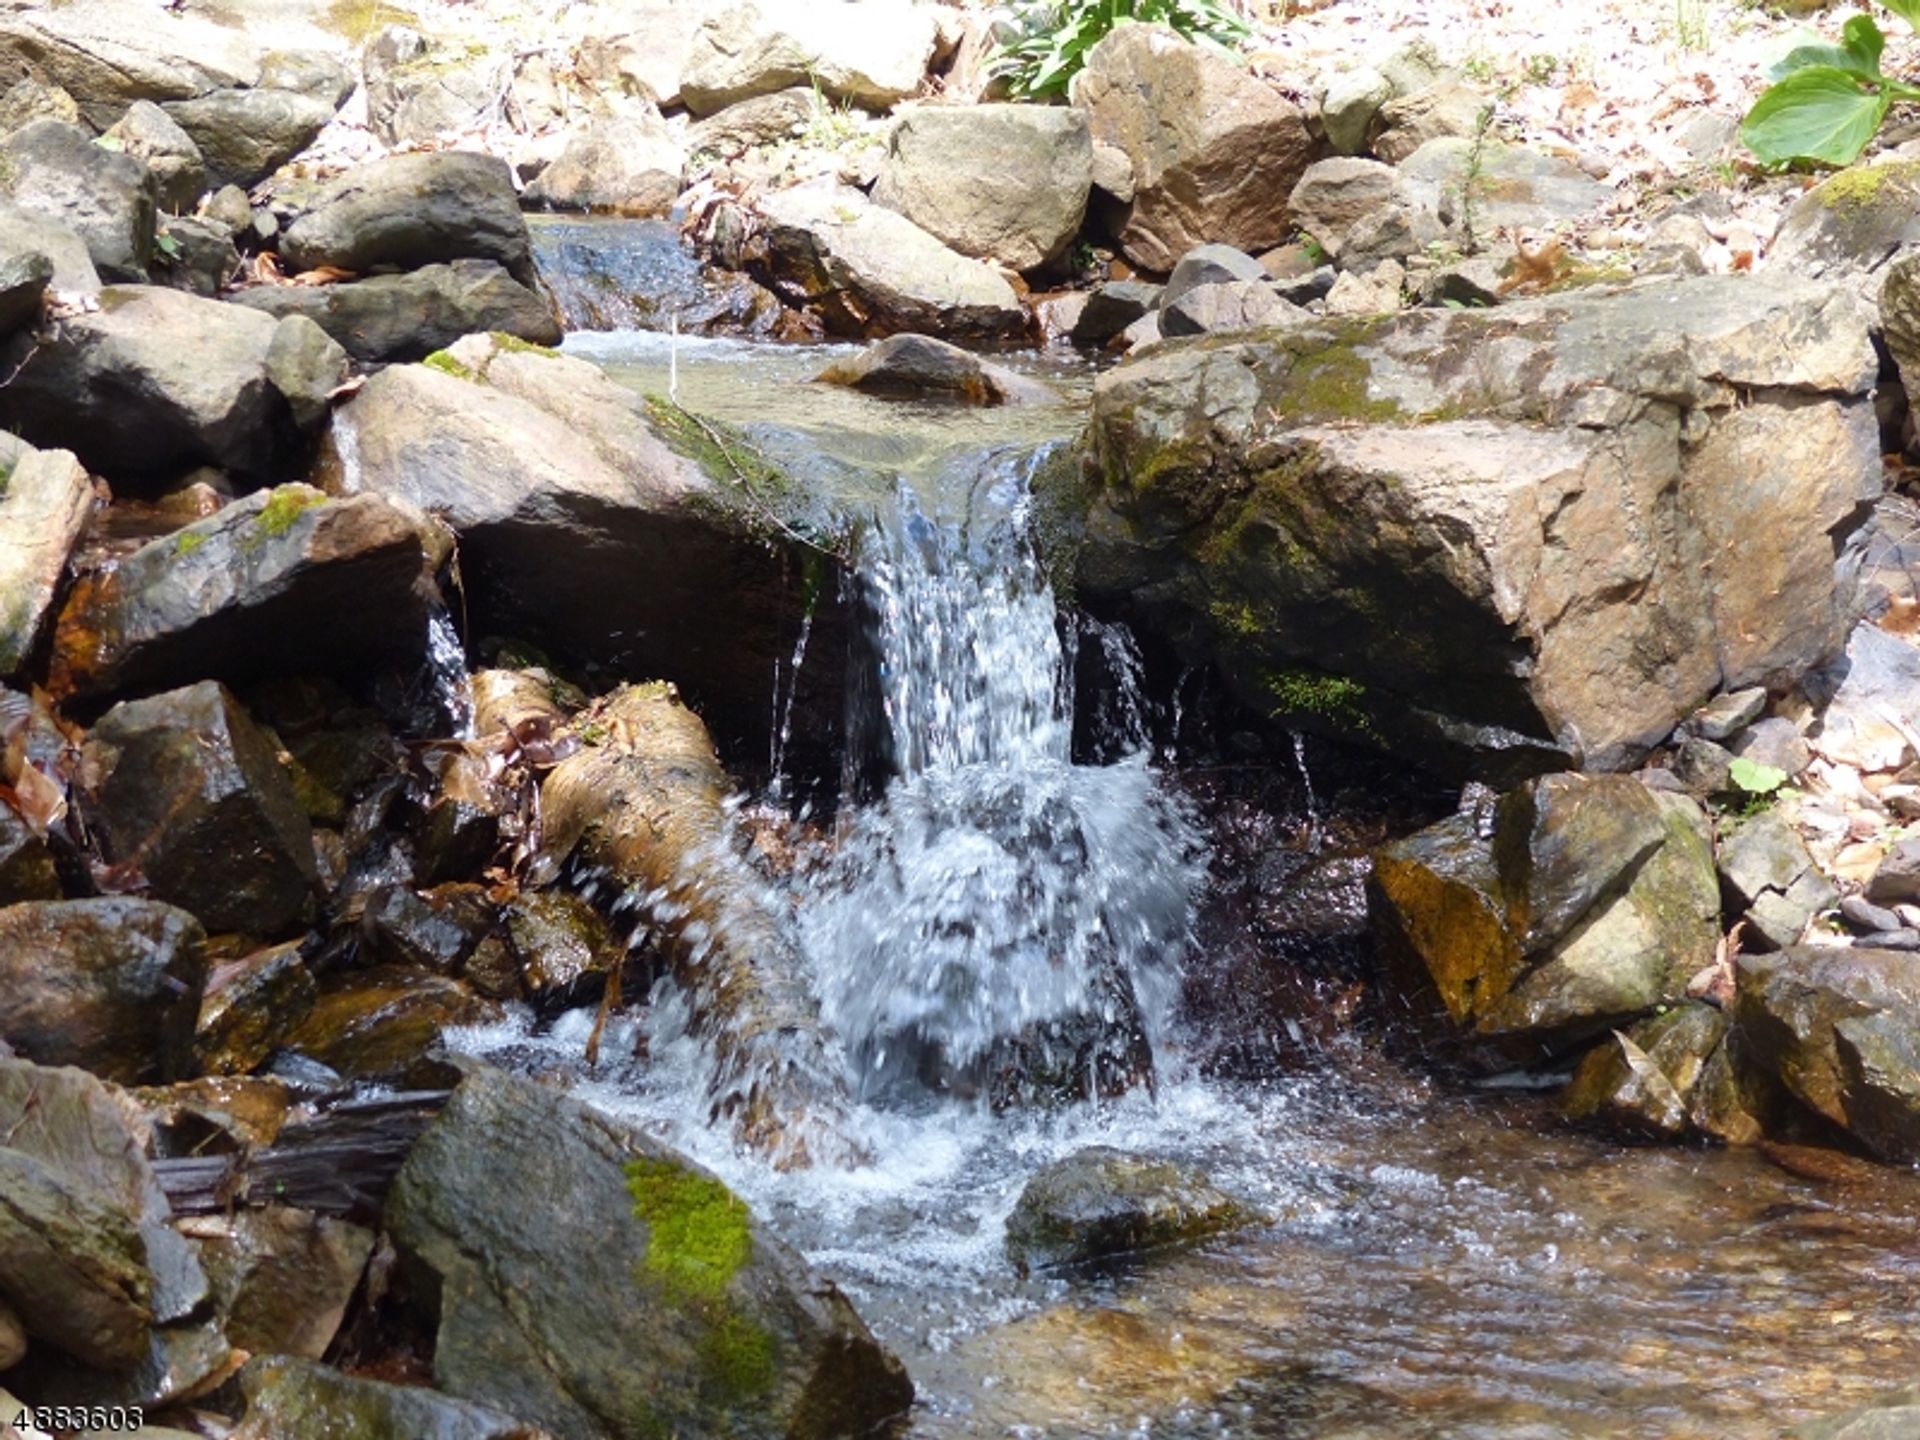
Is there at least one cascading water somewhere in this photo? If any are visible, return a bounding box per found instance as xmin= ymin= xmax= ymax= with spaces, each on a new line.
xmin=798 ymin=449 xmax=1205 ymax=1104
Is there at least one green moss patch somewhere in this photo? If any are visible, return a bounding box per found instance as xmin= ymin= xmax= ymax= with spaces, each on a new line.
xmin=1264 ymin=664 xmax=1375 ymax=736
xmin=489 ymin=331 xmax=560 ymax=358
xmin=422 ymin=350 xmax=476 ymax=381
xmin=173 ymin=530 xmax=208 ymax=557
xmin=625 ymin=1156 xmax=754 ymax=1304
xmin=257 ymin=485 xmax=325 ymax=538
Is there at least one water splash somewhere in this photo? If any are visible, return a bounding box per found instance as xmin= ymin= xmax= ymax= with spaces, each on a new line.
xmin=425 ymin=608 xmax=475 ymax=740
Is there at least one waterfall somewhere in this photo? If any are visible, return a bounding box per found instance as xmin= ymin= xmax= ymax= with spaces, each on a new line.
xmin=795 ymin=446 xmax=1206 ymax=1106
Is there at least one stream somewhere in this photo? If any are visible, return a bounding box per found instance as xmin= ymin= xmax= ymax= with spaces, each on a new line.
xmin=455 ymin=232 xmax=1920 ymax=1437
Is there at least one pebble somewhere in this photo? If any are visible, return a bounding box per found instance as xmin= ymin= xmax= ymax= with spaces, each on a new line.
xmin=1839 ymin=894 xmax=1902 ymax=934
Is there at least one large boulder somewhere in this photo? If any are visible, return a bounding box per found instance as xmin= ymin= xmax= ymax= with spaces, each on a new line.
xmin=0 ymin=435 xmax=92 ymax=678
xmin=0 ymin=3 xmax=259 ymax=130
xmin=1370 ymin=775 xmax=1720 ymax=1057
xmin=102 ymin=101 xmax=206 ymax=214
xmin=1735 ymin=947 xmax=1920 ymax=1163
xmin=0 ymin=285 xmax=346 ymax=486
xmin=575 ymin=3 xmax=705 ymax=110
xmin=385 ymin=1065 xmax=915 ymax=1438
xmin=0 ymin=195 xmax=100 ymax=293
xmin=332 ymin=339 xmax=846 ymax=764
xmin=0 ymin=900 xmax=208 ymax=1083
xmin=1071 ymin=23 xmax=1312 ymax=273
xmin=0 ymin=1057 xmax=208 ymax=1369
xmin=872 ymin=103 xmax=1092 ymax=271
xmin=230 ymin=260 xmax=560 ymax=363
xmin=78 ymin=680 xmax=319 ymax=936
xmin=362 ymin=26 xmax=509 ymax=149
xmin=49 ymin=485 xmax=429 ymax=700
xmin=161 ymin=86 xmax=337 ymax=189
xmin=524 ymin=115 xmax=685 ymax=218
xmin=280 ymin=151 xmax=536 ymax=286
xmin=753 ymin=180 xmax=1026 ymax=340
xmin=232 ymin=1355 xmax=541 ymax=1440
xmin=0 ymin=119 xmax=157 ymax=281
xmin=1052 ymin=275 xmax=1880 ymax=777
xmin=680 ymin=0 xmax=939 ymax=115
xmin=1768 ymin=159 xmax=1920 ymax=282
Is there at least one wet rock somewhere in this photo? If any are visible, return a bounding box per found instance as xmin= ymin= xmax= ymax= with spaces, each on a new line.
xmin=0 ymin=802 xmax=60 ymax=903
xmin=232 ymin=1355 xmax=542 ymax=1440
xmin=1865 ymin=837 xmax=1920 ymax=906
xmin=1769 ymin=159 xmax=1920 ymax=280
xmin=1288 ymin=158 xmax=1397 ymax=262
xmin=362 ymin=26 xmax=508 ymax=150
xmin=1368 ymin=77 xmax=1485 ymax=164
xmin=135 ymin=1074 xmax=292 ymax=1151
xmin=524 ymin=115 xmax=685 ymax=218
xmin=1372 ymin=780 xmax=1718 ymax=1047
xmin=0 ymin=434 xmax=91 ymax=678
xmin=231 ymin=259 xmax=560 ymax=364
xmin=103 ymin=102 xmax=205 ymax=214
xmin=873 ymin=103 xmax=1092 ymax=271
xmin=334 ymin=352 xmax=844 ymax=762
xmin=1320 ymin=65 xmax=1393 ymax=155
xmin=280 ymin=151 xmax=536 ymax=287
xmin=1071 ymin=23 xmax=1312 ymax=273
xmin=0 ymin=3 xmax=258 ymax=131
xmin=197 ymin=1207 xmax=373 ymax=1359
xmin=0 ymin=899 xmax=206 ymax=1083
xmin=1070 ymin=279 xmax=1160 ymax=345
xmin=0 ymin=119 xmax=157 ymax=281
xmin=504 ymin=890 xmax=616 ymax=1000
xmin=361 ymin=884 xmax=497 ymax=973
xmin=194 ymin=940 xmax=317 ymax=1076
xmin=51 ymin=485 xmax=425 ymax=701
xmin=755 ymin=180 xmax=1026 ymax=340
xmin=0 ymin=287 xmax=347 ymax=486
xmin=282 ymin=969 xmax=497 ymax=1083
xmin=1793 ymin=1389 xmax=1920 ymax=1440
xmin=814 ymin=332 xmax=1054 ymax=406
xmin=680 ymin=0 xmax=939 ymax=115
xmin=0 ymin=1056 xmax=207 ymax=1368
xmin=1737 ymin=947 xmax=1920 ymax=1162
xmin=386 ymin=1064 xmax=915 ymax=1438
xmin=1054 ymin=275 xmax=1879 ymax=777
xmin=79 ymin=681 xmax=318 ymax=935
xmin=1562 ymin=1001 xmax=1728 ymax=1136
xmin=1161 ymin=279 xmax=1307 ymax=338
xmin=161 ymin=86 xmax=335 ymax=189
xmin=1692 ymin=685 xmax=1767 ymax=742
xmin=1808 ymin=622 xmax=1920 ymax=771
xmin=1005 ymin=1146 xmax=1254 ymax=1271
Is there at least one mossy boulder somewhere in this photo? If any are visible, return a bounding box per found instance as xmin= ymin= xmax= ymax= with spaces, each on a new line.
xmin=1770 ymin=159 xmax=1920 ymax=279
xmin=1057 ymin=275 xmax=1879 ymax=780
xmin=1005 ymin=1146 xmax=1256 ymax=1271
xmin=384 ymin=1065 xmax=914 ymax=1439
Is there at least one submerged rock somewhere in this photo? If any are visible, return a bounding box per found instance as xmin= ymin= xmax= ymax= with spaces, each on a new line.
xmin=79 ymin=680 xmax=318 ymax=936
xmin=232 ymin=1355 xmax=544 ymax=1440
xmin=51 ymin=485 xmax=428 ymax=700
xmin=0 ymin=899 xmax=207 ymax=1083
xmin=0 ymin=434 xmax=91 ymax=678
xmin=1005 ymin=1146 xmax=1254 ymax=1271
xmin=385 ymin=1065 xmax=915 ymax=1439
xmin=231 ymin=260 xmax=560 ymax=363
xmin=1055 ymin=274 xmax=1879 ymax=778
xmin=814 ymin=332 xmax=1054 ymax=406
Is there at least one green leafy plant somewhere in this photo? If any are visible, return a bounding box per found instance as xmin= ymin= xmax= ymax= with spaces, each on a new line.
xmin=1728 ymin=755 xmax=1789 ymax=798
xmin=991 ymin=0 xmax=1253 ymax=101
xmin=1742 ymin=3 xmax=1920 ymax=165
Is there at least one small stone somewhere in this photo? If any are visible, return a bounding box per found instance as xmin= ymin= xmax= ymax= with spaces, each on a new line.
xmin=1161 ymin=242 xmax=1269 ymax=309
xmin=1421 ymin=256 xmax=1506 ymax=307
xmin=1840 ymin=894 xmax=1904 ymax=934
xmin=1071 ymin=279 xmax=1161 ymax=345
xmin=1719 ymin=811 xmax=1817 ymax=906
xmin=1320 ymin=66 xmax=1393 ymax=155
xmin=1733 ymin=717 xmax=1811 ymax=778
xmin=196 ymin=940 xmax=318 ymax=1076
xmin=1692 ymin=685 xmax=1768 ymax=741
xmin=1866 ymin=837 xmax=1920 ymax=905
xmin=1005 ymin=1146 xmax=1254 ymax=1271
xmin=1855 ymin=928 xmax=1920 ymax=950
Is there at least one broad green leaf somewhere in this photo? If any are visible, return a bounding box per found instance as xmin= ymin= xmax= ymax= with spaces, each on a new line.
xmin=1742 ymin=65 xmax=1892 ymax=165
xmin=1846 ymin=13 xmax=1889 ymax=64
xmin=1728 ymin=756 xmax=1789 ymax=795
xmin=1771 ymin=16 xmax=1885 ymax=78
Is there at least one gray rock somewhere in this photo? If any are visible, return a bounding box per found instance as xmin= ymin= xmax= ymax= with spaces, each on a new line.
xmin=813 ymin=332 xmax=1055 ymax=405
xmin=201 ymin=182 xmax=252 ymax=237
xmin=0 ymin=118 xmax=157 ymax=280
xmin=162 ymin=87 xmax=336 ymax=189
xmin=1392 ymin=136 xmax=1616 ymax=247
xmin=79 ymin=680 xmax=319 ymax=936
xmin=524 ymin=115 xmax=685 ymax=218
xmin=1866 ymin=837 xmax=1920 ymax=905
xmin=231 ymin=258 xmax=560 ymax=364
xmin=1692 ymin=684 xmax=1767 ymax=741
xmin=0 ymin=900 xmax=208 ymax=1083
xmin=1840 ymin=894 xmax=1903 ymax=934
xmin=755 ymin=180 xmax=1025 ymax=340
xmin=362 ymin=26 xmax=507 ymax=149
xmin=1053 ymin=275 xmax=1879 ymax=776
xmin=0 ymin=78 xmax=79 ymax=134
xmin=258 ymin=50 xmax=355 ymax=109
xmin=1720 ymin=810 xmax=1820 ymax=906
xmin=1005 ymin=1146 xmax=1253 ymax=1271
xmin=1420 ymin=255 xmax=1506 ymax=307
xmin=1732 ymin=717 xmax=1811 ymax=777
xmin=1070 ymin=278 xmax=1161 ymax=345
xmin=1793 ymin=1389 xmax=1920 ymax=1440
xmin=1071 ymin=23 xmax=1313 ymax=272
xmin=0 ymin=285 xmax=347 ymax=485
xmin=1160 ymin=279 xmax=1308 ymax=338
xmin=1855 ymin=927 xmax=1920 ymax=949
xmin=1369 ymin=76 xmax=1486 ymax=165
xmin=873 ymin=102 xmax=1092 ymax=271
xmin=0 ymin=195 xmax=99 ymax=292
xmin=154 ymin=213 xmax=236 ymax=296
xmin=232 ymin=1355 xmax=539 ymax=1440
xmin=0 ymin=433 xmax=91 ymax=677
xmin=385 ymin=1064 xmax=915 ymax=1438
xmin=1672 ymin=735 xmax=1735 ymax=797
xmin=1287 ymin=157 xmax=1397 ymax=261
xmin=1320 ymin=66 xmax=1392 ymax=155
xmin=103 ymin=101 xmax=205 ymax=214
xmin=48 ymin=484 xmax=428 ymax=701
xmin=679 ymin=0 xmax=938 ymax=114
xmin=1809 ymin=620 xmax=1920 ymax=771
xmin=1324 ymin=260 xmax=1405 ymax=316
xmin=1161 ymin=242 xmax=1269 ymax=309
xmin=685 ymin=86 xmax=815 ymax=157
xmin=0 ymin=3 xmax=259 ymax=131
xmin=1274 ymin=263 xmax=1339 ymax=305
xmin=280 ymin=151 xmax=535 ymax=287
xmin=0 ymin=799 xmax=59 ymax=904
xmin=1771 ymin=159 xmax=1920 ymax=280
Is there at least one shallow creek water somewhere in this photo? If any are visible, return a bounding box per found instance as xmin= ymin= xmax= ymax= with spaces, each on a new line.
xmin=459 ymin=324 xmax=1920 ymax=1438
